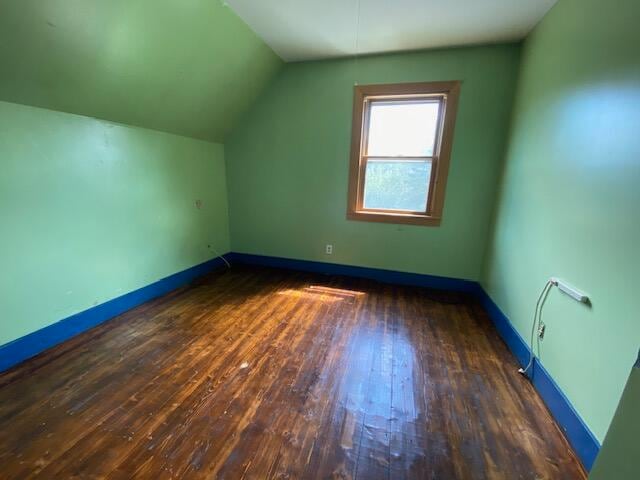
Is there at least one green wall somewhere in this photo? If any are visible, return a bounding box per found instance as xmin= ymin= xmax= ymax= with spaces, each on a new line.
xmin=0 ymin=100 xmax=230 ymax=346
xmin=0 ymin=0 xmax=282 ymax=142
xmin=482 ymin=0 xmax=640 ymax=441
xmin=226 ymin=44 xmax=521 ymax=281
xmin=590 ymin=357 xmax=640 ymax=479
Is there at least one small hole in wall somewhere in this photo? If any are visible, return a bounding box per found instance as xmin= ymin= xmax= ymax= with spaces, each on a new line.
xmin=195 ymin=199 xmax=203 ymax=209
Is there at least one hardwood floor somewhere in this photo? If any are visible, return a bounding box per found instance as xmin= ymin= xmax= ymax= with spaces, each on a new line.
xmin=0 ymin=266 xmax=586 ymax=479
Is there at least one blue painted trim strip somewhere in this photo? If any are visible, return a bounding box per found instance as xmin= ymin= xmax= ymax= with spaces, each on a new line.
xmin=0 ymin=256 xmax=228 ymax=373
xmin=230 ymin=252 xmax=600 ymax=471
xmin=228 ymin=252 xmax=478 ymax=293
xmin=476 ymin=288 xmax=601 ymax=470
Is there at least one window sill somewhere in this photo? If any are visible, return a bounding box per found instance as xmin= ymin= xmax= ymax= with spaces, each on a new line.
xmin=347 ymin=210 xmax=442 ymax=226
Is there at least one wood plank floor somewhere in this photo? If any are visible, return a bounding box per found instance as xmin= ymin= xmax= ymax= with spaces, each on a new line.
xmin=0 ymin=266 xmax=586 ymax=479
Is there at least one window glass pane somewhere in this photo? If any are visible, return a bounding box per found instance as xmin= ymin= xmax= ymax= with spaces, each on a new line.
xmin=366 ymin=100 xmax=440 ymax=156
xmin=363 ymin=159 xmax=431 ymax=211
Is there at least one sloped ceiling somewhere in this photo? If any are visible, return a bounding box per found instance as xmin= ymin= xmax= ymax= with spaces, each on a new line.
xmin=227 ymin=0 xmax=557 ymax=62
xmin=0 ymin=0 xmax=283 ymax=142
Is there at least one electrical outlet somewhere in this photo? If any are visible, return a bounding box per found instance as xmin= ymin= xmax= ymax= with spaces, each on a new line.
xmin=537 ymin=321 xmax=546 ymax=339
xmin=325 ymin=244 xmax=333 ymax=255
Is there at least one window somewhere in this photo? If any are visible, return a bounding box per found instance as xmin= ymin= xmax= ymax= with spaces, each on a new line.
xmin=347 ymin=81 xmax=460 ymax=226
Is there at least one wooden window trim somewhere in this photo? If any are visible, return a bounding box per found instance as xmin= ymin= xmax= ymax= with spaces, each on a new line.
xmin=346 ymin=81 xmax=461 ymax=226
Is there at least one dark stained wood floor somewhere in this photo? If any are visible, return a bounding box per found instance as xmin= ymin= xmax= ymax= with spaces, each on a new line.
xmin=0 ymin=266 xmax=586 ymax=479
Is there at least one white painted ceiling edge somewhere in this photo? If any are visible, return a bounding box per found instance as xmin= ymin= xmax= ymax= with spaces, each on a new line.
xmin=226 ymin=0 xmax=558 ymax=62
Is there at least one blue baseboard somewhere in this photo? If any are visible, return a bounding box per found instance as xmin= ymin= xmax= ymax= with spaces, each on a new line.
xmin=0 ymin=256 xmax=229 ymax=373
xmin=229 ymin=252 xmax=478 ymax=293
xmin=476 ymin=288 xmax=601 ymax=470
xmin=231 ymin=252 xmax=600 ymax=471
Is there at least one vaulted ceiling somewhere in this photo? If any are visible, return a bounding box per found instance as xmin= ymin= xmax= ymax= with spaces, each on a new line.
xmin=0 ymin=0 xmax=282 ymax=142
xmin=227 ymin=0 xmax=557 ymax=61
xmin=0 ymin=1 xmax=557 ymax=142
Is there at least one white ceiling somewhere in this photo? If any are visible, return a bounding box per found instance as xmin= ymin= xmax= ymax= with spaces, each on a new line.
xmin=226 ymin=0 xmax=557 ymax=62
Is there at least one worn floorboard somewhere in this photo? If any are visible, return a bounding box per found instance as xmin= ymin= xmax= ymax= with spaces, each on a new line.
xmin=0 ymin=266 xmax=586 ymax=479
